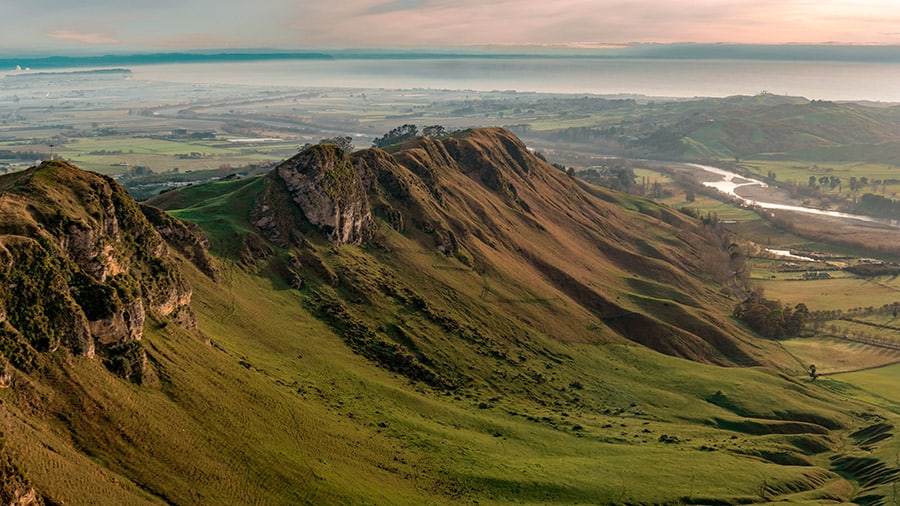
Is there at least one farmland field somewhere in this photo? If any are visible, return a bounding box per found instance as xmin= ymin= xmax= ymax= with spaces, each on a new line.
xmin=758 ymin=277 xmax=900 ymax=311
xmin=626 ymin=162 xmax=900 ymax=384
xmin=780 ymin=337 xmax=900 ymax=375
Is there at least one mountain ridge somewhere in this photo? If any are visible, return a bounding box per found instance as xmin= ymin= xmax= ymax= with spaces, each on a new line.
xmin=0 ymin=128 xmax=890 ymax=504
xmin=219 ymin=128 xmax=764 ymax=367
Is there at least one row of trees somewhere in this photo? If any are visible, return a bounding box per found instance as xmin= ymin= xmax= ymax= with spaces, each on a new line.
xmin=806 ymin=175 xmax=846 ymax=190
xmin=576 ymin=164 xmax=638 ymax=193
xmin=803 ymin=174 xmax=886 ymax=193
xmin=300 ymin=125 xmax=453 ymax=154
xmin=306 ymin=136 xmax=354 ymax=153
xmin=856 ymin=193 xmax=900 ymax=219
xmin=0 ymin=149 xmax=44 ymax=161
xmin=809 ymin=301 xmax=900 ymax=322
xmin=371 ymin=124 xmax=450 ymax=148
xmin=733 ymin=291 xmax=809 ymax=339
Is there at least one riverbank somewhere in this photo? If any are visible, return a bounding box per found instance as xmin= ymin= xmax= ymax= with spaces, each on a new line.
xmin=675 ymin=162 xmax=900 ymax=230
xmin=661 ymin=161 xmax=900 ymax=258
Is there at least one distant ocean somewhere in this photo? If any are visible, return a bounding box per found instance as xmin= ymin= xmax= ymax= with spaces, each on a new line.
xmin=4 ymin=47 xmax=900 ymax=102
xmin=129 ymin=58 xmax=900 ymax=102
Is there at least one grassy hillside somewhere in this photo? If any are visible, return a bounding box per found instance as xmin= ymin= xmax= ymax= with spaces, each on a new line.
xmin=2 ymin=130 xmax=900 ymax=504
xmin=2 ymin=257 xmax=874 ymax=504
xmin=517 ymin=94 xmax=900 ymax=164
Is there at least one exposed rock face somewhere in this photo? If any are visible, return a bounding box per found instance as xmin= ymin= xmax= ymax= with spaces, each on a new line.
xmin=0 ymin=161 xmax=199 ymax=381
xmin=88 ymin=299 xmax=145 ymax=346
xmin=151 ymin=280 xmax=195 ymax=328
xmin=260 ymin=145 xmax=375 ymax=246
xmin=140 ymin=204 xmax=218 ymax=280
xmin=253 ymin=140 xmax=460 ymax=254
xmin=0 ymin=361 xmax=13 ymax=388
xmin=64 ymin=224 xmax=125 ymax=281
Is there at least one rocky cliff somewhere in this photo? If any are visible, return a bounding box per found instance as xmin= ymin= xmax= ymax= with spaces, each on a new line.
xmin=253 ymin=144 xmax=375 ymax=247
xmin=0 ymin=161 xmax=202 ymax=383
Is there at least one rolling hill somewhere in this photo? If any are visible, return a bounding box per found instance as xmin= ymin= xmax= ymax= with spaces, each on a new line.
xmin=0 ymin=128 xmax=897 ymax=504
xmin=516 ymin=94 xmax=900 ymax=163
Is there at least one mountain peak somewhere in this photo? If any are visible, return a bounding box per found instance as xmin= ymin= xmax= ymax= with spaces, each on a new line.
xmin=232 ymin=128 xmax=761 ymax=367
xmin=254 ymin=143 xmax=376 ymax=247
xmin=0 ymin=161 xmax=199 ymax=382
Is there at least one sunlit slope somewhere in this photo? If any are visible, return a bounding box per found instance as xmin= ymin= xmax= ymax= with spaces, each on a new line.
xmin=143 ymin=128 xmax=899 ymax=503
xmin=2 ymin=253 xmax=875 ymax=504
xmin=0 ymin=130 xmax=897 ymax=504
xmin=158 ymin=128 xmax=778 ymax=367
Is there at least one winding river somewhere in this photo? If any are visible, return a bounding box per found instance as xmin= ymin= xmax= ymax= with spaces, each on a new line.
xmin=688 ymin=163 xmax=900 ymax=228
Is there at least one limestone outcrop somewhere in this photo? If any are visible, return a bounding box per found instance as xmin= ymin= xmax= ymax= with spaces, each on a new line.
xmin=255 ymin=144 xmax=375 ymax=246
xmin=0 ymin=161 xmax=199 ymax=382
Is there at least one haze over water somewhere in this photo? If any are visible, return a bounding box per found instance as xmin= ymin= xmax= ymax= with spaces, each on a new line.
xmin=127 ymin=57 xmax=900 ymax=102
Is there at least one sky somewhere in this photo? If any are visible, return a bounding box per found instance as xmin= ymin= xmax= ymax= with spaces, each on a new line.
xmin=1 ymin=0 xmax=899 ymax=53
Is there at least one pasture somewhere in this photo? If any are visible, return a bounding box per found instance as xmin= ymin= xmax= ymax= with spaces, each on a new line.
xmin=743 ymin=159 xmax=900 ymax=201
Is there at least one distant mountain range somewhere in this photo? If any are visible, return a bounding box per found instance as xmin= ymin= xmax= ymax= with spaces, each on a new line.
xmin=2 ymin=43 xmax=899 ymax=71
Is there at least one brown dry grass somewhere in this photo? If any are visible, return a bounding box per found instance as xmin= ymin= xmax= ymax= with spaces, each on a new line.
xmin=780 ymin=336 xmax=900 ymax=375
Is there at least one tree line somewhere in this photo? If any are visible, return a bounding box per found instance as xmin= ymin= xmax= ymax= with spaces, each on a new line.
xmin=304 ymin=125 xmax=454 ymax=154
xmin=733 ymin=290 xmax=809 ymax=339
xmin=856 ymin=193 xmax=900 ymax=219
xmin=371 ymin=125 xmax=451 ymax=148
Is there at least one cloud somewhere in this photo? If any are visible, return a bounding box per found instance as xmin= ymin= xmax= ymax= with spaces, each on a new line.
xmin=153 ymin=33 xmax=239 ymax=49
xmin=368 ymin=0 xmax=425 ymax=14
xmin=4 ymin=0 xmax=900 ymax=51
xmin=46 ymin=30 xmax=120 ymax=45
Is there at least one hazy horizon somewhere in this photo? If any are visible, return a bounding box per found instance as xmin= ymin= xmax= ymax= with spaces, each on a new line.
xmin=3 ymin=43 xmax=900 ymax=69
xmin=3 ymin=0 xmax=899 ymax=52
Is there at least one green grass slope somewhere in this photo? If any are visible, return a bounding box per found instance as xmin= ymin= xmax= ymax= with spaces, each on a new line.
xmin=2 ymin=256 xmax=869 ymax=504
xmin=1 ymin=131 xmax=899 ymax=504
xmin=522 ymin=95 xmax=900 ymax=163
